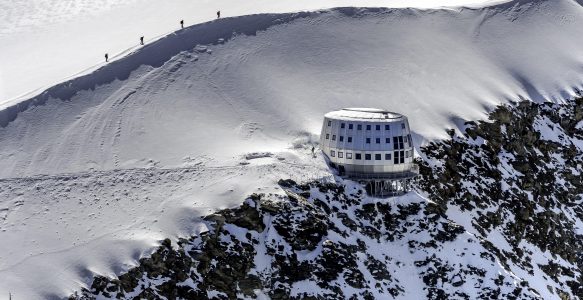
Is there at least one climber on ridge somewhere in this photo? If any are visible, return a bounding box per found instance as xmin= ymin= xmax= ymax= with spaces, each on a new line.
xmin=140 ymin=36 xmax=144 ymax=45
xmin=180 ymin=20 xmax=184 ymax=28
xmin=217 ymin=10 xmax=221 ymax=19
xmin=105 ymin=53 xmax=108 ymax=62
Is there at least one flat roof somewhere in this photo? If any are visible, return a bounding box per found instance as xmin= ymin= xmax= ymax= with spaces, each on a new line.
xmin=325 ymin=108 xmax=404 ymax=121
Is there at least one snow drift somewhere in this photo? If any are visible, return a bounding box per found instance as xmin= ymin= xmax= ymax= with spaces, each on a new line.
xmin=1 ymin=0 xmax=583 ymax=298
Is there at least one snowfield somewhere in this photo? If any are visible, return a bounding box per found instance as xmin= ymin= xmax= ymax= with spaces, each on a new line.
xmin=0 ymin=0 xmax=583 ymax=298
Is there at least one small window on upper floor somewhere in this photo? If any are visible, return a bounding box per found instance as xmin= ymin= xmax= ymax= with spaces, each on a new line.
xmin=385 ymin=124 xmax=390 ymax=130
xmin=347 ymin=137 xmax=352 ymax=143
xmin=338 ymin=151 xmax=343 ymax=158
xmin=341 ymin=123 xmax=345 ymax=129
xmin=357 ymin=124 xmax=362 ymax=130
xmin=348 ymin=124 xmax=353 ymax=130
xmin=366 ymin=138 xmax=371 ymax=144
xmin=375 ymin=154 xmax=382 ymax=160
xmin=339 ymin=136 xmax=344 ymax=142
xmin=346 ymin=153 xmax=352 ymax=159
xmin=385 ymin=137 xmax=390 ymax=143
xmin=401 ymin=123 xmax=406 ymax=129
xmin=330 ymin=150 xmax=335 ymax=157
xmin=325 ymin=134 xmax=329 ymax=139
xmin=376 ymin=138 xmax=380 ymax=144
xmin=375 ymin=125 xmax=380 ymax=130
xmin=365 ymin=154 xmax=372 ymax=160
xmin=332 ymin=135 xmax=336 ymax=141
xmin=328 ymin=120 xmax=331 ymax=126
xmin=366 ymin=125 xmax=371 ymax=130
xmin=385 ymin=153 xmax=391 ymax=160
xmin=355 ymin=153 xmax=362 ymax=160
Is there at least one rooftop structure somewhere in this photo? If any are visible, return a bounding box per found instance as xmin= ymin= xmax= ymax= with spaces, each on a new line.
xmin=320 ymin=108 xmax=418 ymax=195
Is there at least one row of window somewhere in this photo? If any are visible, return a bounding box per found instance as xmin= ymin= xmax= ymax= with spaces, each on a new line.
xmin=325 ymin=134 xmax=412 ymax=148
xmin=329 ymin=150 xmax=412 ymax=164
xmin=327 ymin=120 xmax=406 ymax=131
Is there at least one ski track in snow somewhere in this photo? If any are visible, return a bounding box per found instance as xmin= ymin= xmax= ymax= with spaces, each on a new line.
xmin=0 ymin=0 xmax=583 ymax=298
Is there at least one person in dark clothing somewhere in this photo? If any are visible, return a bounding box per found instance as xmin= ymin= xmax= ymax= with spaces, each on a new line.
xmin=217 ymin=10 xmax=220 ymax=18
xmin=140 ymin=36 xmax=144 ymax=45
xmin=180 ymin=20 xmax=184 ymax=28
xmin=105 ymin=53 xmax=108 ymax=62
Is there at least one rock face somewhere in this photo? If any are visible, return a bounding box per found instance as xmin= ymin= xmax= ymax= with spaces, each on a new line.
xmin=74 ymin=97 xmax=583 ymax=300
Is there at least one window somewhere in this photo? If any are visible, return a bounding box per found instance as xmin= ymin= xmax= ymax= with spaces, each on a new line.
xmin=394 ymin=151 xmax=399 ymax=164
xmin=341 ymin=123 xmax=345 ymax=129
xmin=385 ymin=124 xmax=390 ymax=130
xmin=376 ymin=125 xmax=380 ymax=130
xmin=393 ymin=136 xmax=404 ymax=150
xmin=347 ymin=137 xmax=352 ymax=143
xmin=325 ymin=134 xmax=329 ymax=139
xmin=385 ymin=138 xmax=390 ymax=143
xmin=330 ymin=150 xmax=335 ymax=157
xmin=405 ymin=151 xmax=409 ymax=158
xmin=339 ymin=136 xmax=344 ymax=142
xmin=332 ymin=135 xmax=336 ymax=141
xmin=366 ymin=125 xmax=371 ymax=130
xmin=338 ymin=152 xmax=343 ymax=158
xmin=355 ymin=153 xmax=362 ymax=160
xmin=328 ymin=120 xmax=331 ymax=126
xmin=346 ymin=153 xmax=352 ymax=159
xmin=376 ymin=138 xmax=380 ymax=144
xmin=385 ymin=153 xmax=391 ymax=160
xmin=400 ymin=150 xmax=405 ymax=163
xmin=357 ymin=124 xmax=362 ymax=130
xmin=348 ymin=124 xmax=353 ymax=129
xmin=408 ymin=134 xmax=413 ymax=145
xmin=365 ymin=154 xmax=372 ymax=160
xmin=375 ymin=154 xmax=382 ymax=160
xmin=366 ymin=138 xmax=371 ymax=144
xmin=401 ymin=123 xmax=406 ymax=129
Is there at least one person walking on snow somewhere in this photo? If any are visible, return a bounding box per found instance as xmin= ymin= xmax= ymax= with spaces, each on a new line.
xmin=105 ymin=53 xmax=108 ymax=62
xmin=140 ymin=36 xmax=144 ymax=45
xmin=216 ymin=10 xmax=220 ymax=18
xmin=180 ymin=20 xmax=184 ymax=28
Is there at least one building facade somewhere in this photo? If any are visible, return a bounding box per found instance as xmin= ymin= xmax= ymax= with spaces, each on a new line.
xmin=320 ymin=108 xmax=416 ymax=181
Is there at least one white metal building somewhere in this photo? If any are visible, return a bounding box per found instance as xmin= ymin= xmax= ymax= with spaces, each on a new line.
xmin=320 ymin=108 xmax=418 ymax=194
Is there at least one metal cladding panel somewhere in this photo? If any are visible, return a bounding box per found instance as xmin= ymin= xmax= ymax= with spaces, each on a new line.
xmin=320 ymin=108 xmax=415 ymax=179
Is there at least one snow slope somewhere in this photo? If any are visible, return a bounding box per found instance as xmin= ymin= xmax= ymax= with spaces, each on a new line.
xmin=1 ymin=0 xmax=583 ymax=298
xmin=0 ymin=0 xmax=508 ymax=104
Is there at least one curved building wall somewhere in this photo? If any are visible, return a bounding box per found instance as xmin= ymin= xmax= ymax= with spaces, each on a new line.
xmin=319 ymin=108 xmax=415 ymax=179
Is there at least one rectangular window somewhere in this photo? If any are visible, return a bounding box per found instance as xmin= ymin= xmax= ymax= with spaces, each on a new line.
xmin=394 ymin=151 xmax=399 ymax=164
xmin=328 ymin=120 xmax=331 ymax=126
xmin=385 ymin=138 xmax=390 ymax=143
xmin=348 ymin=124 xmax=353 ymax=130
xmin=346 ymin=153 xmax=352 ymax=159
xmin=405 ymin=151 xmax=409 ymax=158
xmin=385 ymin=153 xmax=391 ymax=160
xmin=355 ymin=153 xmax=362 ymax=160
xmin=338 ymin=152 xmax=343 ymax=158
xmin=331 ymin=150 xmax=335 ymax=157
xmin=401 ymin=123 xmax=406 ymax=129
xmin=393 ymin=137 xmax=399 ymax=150
xmin=376 ymin=138 xmax=380 ymax=144
xmin=376 ymin=125 xmax=380 ymax=130
xmin=400 ymin=151 xmax=405 ymax=163
xmin=357 ymin=124 xmax=362 ymax=130
xmin=366 ymin=138 xmax=371 ymax=144
xmin=332 ymin=135 xmax=336 ymax=141
xmin=326 ymin=134 xmax=329 ymax=139
xmin=347 ymin=137 xmax=352 ymax=143
xmin=408 ymin=134 xmax=413 ymax=145
xmin=385 ymin=124 xmax=390 ymax=130
xmin=365 ymin=154 xmax=372 ymax=160
xmin=366 ymin=125 xmax=371 ymax=130
xmin=341 ymin=123 xmax=345 ymax=129
xmin=399 ymin=136 xmax=404 ymax=149
xmin=339 ymin=136 xmax=344 ymax=142
xmin=375 ymin=154 xmax=382 ymax=160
